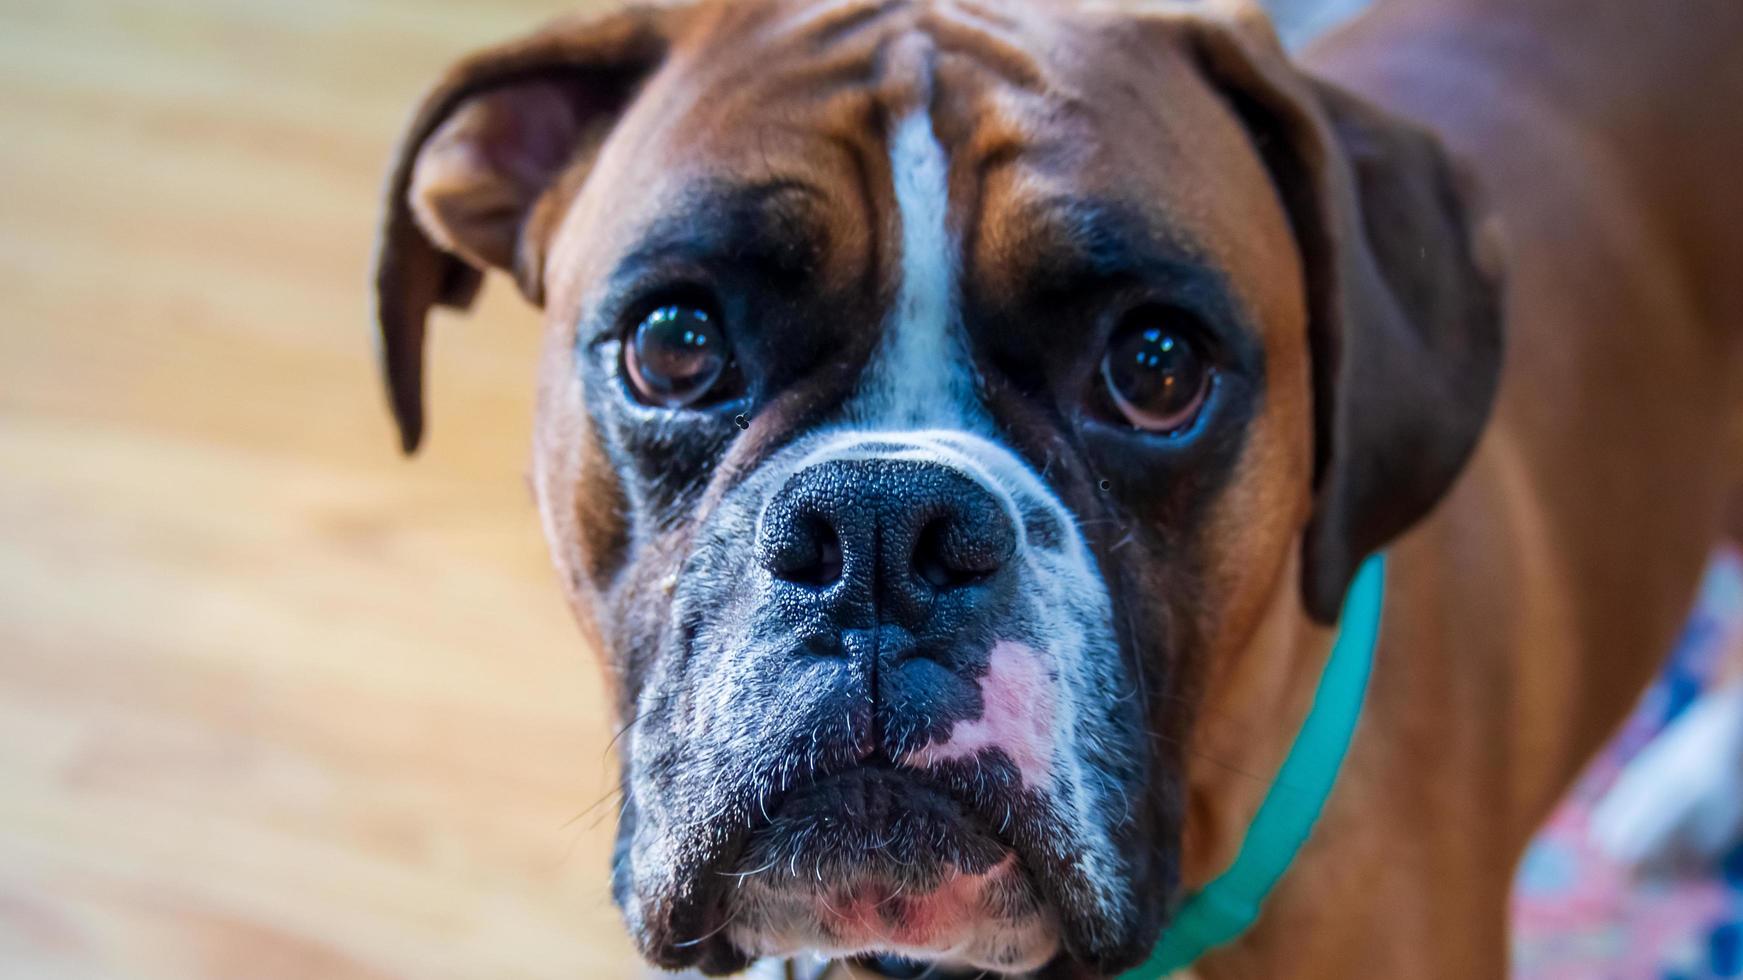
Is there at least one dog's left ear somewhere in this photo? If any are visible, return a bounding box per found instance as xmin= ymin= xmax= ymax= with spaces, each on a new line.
xmin=1172 ymin=3 xmax=1505 ymax=621
xmin=372 ymin=6 xmax=689 ymax=453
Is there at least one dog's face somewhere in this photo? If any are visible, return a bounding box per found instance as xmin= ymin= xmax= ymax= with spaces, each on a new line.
xmin=373 ymin=1 xmax=1500 ymax=975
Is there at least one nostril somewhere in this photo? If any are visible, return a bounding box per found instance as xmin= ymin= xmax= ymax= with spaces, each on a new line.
xmin=763 ymin=515 xmax=844 ymax=588
xmin=912 ymin=512 xmax=1011 ymax=591
xmin=914 ymin=520 xmax=963 ymax=590
xmin=815 ymin=529 xmax=843 ymax=583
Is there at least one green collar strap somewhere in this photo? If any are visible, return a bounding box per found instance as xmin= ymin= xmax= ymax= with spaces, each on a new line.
xmin=1126 ymin=553 xmax=1387 ymax=977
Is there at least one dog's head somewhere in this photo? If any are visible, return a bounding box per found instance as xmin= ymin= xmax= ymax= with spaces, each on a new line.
xmin=372 ymin=1 xmax=1501 ymax=974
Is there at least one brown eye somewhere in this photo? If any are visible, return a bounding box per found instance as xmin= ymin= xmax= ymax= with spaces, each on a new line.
xmin=1101 ymin=312 xmax=1212 ymax=433
xmin=623 ymin=303 xmax=731 ymax=407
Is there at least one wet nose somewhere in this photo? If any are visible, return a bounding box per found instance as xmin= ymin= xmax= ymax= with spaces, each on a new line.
xmin=755 ymin=457 xmax=1017 ymax=628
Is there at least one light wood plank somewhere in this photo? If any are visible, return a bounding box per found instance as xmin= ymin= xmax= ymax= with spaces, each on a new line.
xmin=0 ymin=0 xmax=646 ymax=976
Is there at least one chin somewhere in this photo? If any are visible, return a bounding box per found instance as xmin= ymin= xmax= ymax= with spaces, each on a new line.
xmin=718 ymin=767 xmax=1064 ymax=973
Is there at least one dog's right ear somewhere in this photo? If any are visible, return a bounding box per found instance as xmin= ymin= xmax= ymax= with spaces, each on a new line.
xmin=1145 ymin=2 xmax=1504 ymax=622
xmin=373 ymin=5 xmax=689 ymax=453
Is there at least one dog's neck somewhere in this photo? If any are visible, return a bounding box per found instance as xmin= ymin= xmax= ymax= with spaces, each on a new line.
xmin=1141 ymin=556 xmax=1384 ymax=975
xmin=1181 ymin=547 xmax=1340 ymax=888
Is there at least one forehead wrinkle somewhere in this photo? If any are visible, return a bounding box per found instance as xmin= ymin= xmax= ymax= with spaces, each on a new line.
xmin=1008 ymin=197 xmax=1209 ymax=290
xmin=609 ymin=179 xmax=832 ymax=279
xmin=818 ymin=126 xmax=892 ymax=313
xmin=765 ymin=0 xmax=908 ymax=50
xmin=921 ymin=5 xmax=1048 ymax=92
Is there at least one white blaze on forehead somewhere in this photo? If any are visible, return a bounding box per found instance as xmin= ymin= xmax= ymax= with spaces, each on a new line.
xmin=852 ymin=107 xmax=979 ymax=427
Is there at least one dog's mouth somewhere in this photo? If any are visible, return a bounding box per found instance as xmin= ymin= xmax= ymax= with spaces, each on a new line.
xmin=674 ymin=763 xmax=1066 ymax=973
xmin=731 ymin=764 xmax=1016 ymax=886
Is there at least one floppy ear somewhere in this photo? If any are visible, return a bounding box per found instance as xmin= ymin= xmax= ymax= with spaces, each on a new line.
xmin=373 ymin=5 xmax=687 ymax=453
xmin=1181 ymin=3 xmax=1505 ymax=621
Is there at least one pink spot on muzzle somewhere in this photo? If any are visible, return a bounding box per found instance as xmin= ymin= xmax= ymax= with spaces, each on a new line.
xmin=905 ymin=641 xmax=1057 ymax=791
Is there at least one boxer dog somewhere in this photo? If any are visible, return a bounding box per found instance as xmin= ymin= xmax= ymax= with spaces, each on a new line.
xmin=370 ymin=0 xmax=1743 ymax=975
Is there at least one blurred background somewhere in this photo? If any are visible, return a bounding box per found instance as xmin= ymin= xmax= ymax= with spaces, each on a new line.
xmin=0 ymin=0 xmax=1737 ymax=978
xmin=0 ymin=0 xmax=640 ymax=975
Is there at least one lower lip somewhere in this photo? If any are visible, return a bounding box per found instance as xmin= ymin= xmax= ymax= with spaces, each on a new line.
xmin=807 ymin=854 xmax=1022 ymax=948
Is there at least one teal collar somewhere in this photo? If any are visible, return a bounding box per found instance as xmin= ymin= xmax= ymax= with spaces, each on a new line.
xmin=1126 ymin=554 xmax=1386 ymax=977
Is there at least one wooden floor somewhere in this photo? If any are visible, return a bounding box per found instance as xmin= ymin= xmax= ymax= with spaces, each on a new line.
xmin=0 ymin=0 xmax=649 ymax=976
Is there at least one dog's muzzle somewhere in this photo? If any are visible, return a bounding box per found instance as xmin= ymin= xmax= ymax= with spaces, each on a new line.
xmin=618 ymin=432 xmax=1146 ymax=974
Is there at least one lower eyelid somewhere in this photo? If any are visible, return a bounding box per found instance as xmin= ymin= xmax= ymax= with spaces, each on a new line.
xmin=1088 ymin=369 xmax=1221 ymax=441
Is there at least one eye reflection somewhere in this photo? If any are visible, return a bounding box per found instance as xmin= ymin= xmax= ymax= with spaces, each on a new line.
xmin=1100 ymin=314 xmax=1211 ymax=433
xmin=623 ymin=304 xmax=731 ymax=408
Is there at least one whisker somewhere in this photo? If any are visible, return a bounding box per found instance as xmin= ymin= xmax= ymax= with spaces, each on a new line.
xmin=672 ymin=907 xmax=742 ymax=948
xmin=587 ymin=792 xmax=634 ymax=831
xmin=604 ymin=696 xmax=676 ymax=760
xmin=718 ymin=857 xmax=780 ymax=882
xmin=874 ymin=880 xmax=910 ymax=908
xmin=561 ymin=785 xmax=625 ymax=830
xmin=1148 ymin=728 xmax=1272 ymax=784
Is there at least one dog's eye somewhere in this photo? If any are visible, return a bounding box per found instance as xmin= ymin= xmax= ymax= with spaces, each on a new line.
xmin=1100 ymin=309 xmax=1212 ymax=433
xmin=623 ymin=303 xmax=732 ymax=408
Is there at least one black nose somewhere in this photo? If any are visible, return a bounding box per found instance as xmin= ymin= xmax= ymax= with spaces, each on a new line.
xmin=756 ymin=457 xmax=1017 ymax=624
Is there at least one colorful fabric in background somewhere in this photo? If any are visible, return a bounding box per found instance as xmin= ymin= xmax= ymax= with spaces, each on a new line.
xmin=1514 ymin=549 xmax=1743 ymax=979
